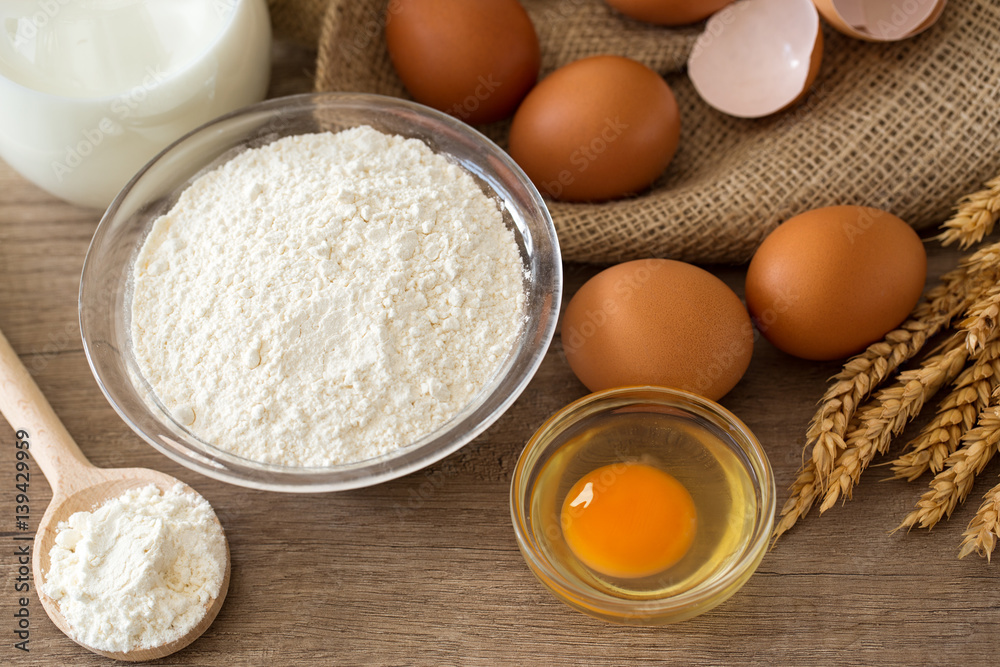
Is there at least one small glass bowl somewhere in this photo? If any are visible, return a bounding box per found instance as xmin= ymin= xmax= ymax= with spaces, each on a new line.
xmin=510 ymin=386 xmax=775 ymax=624
xmin=80 ymin=92 xmax=562 ymax=492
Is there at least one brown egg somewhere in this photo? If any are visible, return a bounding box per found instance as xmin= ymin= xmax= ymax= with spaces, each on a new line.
xmin=508 ymin=55 xmax=681 ymax=202
xmin=385 ymin=0 xmax=540 ymax=125
xmin=745 ymin=206 xmax=927 ymax=361
xmin=605 ymin=0 xmax=735 ymax=25
xmin=562 ymin=259 xmax=754 ymax=401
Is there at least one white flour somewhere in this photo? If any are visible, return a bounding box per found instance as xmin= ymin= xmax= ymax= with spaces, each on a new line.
xmin=131 ymin=126 xmax=526 ymax=466
xmin=42 ymin=484 xmax=227 ymax=653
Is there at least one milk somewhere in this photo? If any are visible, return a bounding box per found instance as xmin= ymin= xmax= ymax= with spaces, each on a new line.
xmin=0 ymin=0 xmax=271 ymax=208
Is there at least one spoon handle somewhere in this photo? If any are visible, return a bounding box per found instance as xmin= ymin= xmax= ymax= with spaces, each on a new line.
xmin=0 ymin=327 xmax=92 ymax=494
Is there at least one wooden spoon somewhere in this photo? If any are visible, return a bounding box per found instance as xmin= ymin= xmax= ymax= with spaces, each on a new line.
xmin=0 ymin=328 xmax=231 ymax=661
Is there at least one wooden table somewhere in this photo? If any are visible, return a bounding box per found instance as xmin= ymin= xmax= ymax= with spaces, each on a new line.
xmin=1 ymin=43 xmax=997 ymax=667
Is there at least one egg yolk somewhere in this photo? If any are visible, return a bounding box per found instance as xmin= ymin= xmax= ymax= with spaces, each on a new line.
xmin=560 ymin=462 xmax=697 ymax=579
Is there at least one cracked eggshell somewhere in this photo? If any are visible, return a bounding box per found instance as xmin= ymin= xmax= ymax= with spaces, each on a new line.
xmin=604 ymin=0 xmax=736 ymax=26
xmin=812 ymin=0 xmax=947 ymax=42
xmin=687 ymin=0 xmax=823 ymax=119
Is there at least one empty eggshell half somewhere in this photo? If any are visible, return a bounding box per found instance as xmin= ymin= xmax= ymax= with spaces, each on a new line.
xmin=688 ymin=0 xmax=823 ymax=119
xmin=812 ymin=0 xmax=946 ymax=42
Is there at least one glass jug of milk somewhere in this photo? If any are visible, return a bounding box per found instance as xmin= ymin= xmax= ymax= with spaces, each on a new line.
xmin=0 ymin=0 xmax=271 ymax=208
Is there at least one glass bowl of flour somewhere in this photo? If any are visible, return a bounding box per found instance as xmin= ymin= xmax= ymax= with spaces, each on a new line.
xmin=80 ymin=93 xmax=562 ymax=492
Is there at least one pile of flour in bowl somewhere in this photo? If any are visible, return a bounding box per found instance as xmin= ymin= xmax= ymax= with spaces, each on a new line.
xmin=130 ymin=126 xmax=526 ymax=467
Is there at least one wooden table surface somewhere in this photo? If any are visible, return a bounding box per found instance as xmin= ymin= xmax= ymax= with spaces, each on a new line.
xmin=2 ymin=43 xmax=998 ymax=667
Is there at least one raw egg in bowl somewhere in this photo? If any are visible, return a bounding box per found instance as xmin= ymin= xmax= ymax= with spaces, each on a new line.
xmin=510 ymin=386 xmax=774 ymax=624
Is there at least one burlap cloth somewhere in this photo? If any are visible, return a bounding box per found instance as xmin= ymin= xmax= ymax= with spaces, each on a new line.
xmin=267 ymin=0 xmax=1000 ymax=264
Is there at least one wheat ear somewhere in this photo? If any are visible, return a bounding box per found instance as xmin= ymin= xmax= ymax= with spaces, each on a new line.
xmin=774 ymin=332 xmax=925 ymax=542
xmin=897 ymin=405 xmax=1000 ymax=531
xmin=773 ymin=268 xmax=979 ymax=541
xmin=937 ymin=175 xmax=1000 ymax=249
xmin=891 ymin=341 xmax=1000 ymax=481
xmin=807 ymin=330 xmax=928 ymax=477
xmin=959 ymin=238 xmax=1000 ymax=278
xmin=820 ymin=340 xmax=968 ymax=513
xmin=958 ymin=479 xmax=1000 ymax=560
xmin=772 ymin=459 xmax=824 ymax=542
xmin=961 ymin=283 xmax=1000 ymax=354
xmin=806 ymin=264 xmax=982 ymax=477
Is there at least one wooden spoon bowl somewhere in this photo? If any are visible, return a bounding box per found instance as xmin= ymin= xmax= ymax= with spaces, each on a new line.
xmin=1 ymin=329 xmax=231 ymax=661
xmin=33 ymin=467 xmax=231 ymax=661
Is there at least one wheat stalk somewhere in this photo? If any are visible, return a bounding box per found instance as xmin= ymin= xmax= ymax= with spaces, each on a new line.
xmin=897 ymin=405 xmax=1000 ymax=531
xmin=775 ymin=173 xmax=1000 ymax=550
xmin=890 ymin=341 xmax=1000 ymax=481
xmin=958 ymin=479 xmax=1000 ymax=560
xmin=959 ymin=238 xmax=1000 ymax=278
xmin=774 ymin=174 xmax=1000 ymax=543
xmin=937 ymin=175 xmax=1000 ymax=249
xmin=772 ymin=459 xmax=822 ymax=543
xmin=774 ymin=331 xmax=929 ymax=542
xmin=806 ymin=329 xmax=930 ymax=478
xmin=806 ymin=263 xmax=985 ymax=477
xmin=961 ymin=283 xmax=1000 ymax=353
xmin=820 ymin=340 xmax=968 ymax=513
xmin=773 ymin=268 xmax=981 ymax=541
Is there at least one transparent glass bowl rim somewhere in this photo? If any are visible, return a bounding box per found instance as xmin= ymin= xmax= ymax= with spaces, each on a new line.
xmin=509 ymin=385 xmax=776 ymax=622
xmin=79 ymin=92 xmax=563 ymax=492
